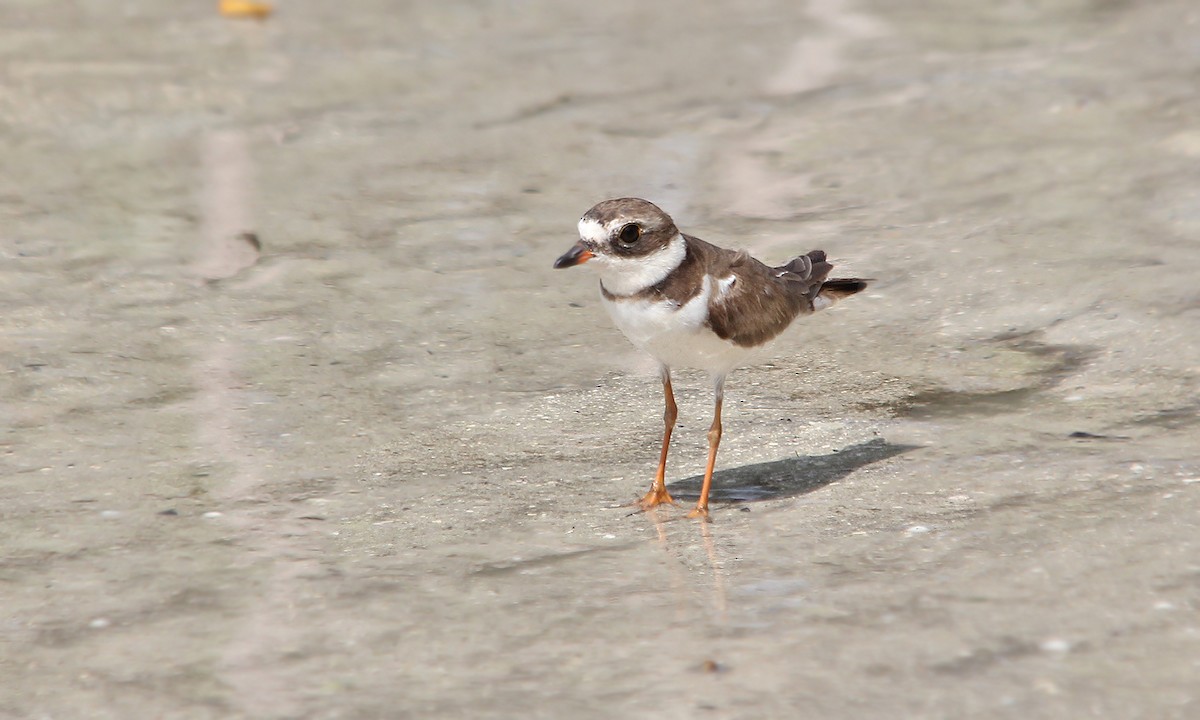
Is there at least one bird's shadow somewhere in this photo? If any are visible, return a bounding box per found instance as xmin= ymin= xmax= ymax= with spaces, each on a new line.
xmin=667 ymin=438 xmax=918 ymax=503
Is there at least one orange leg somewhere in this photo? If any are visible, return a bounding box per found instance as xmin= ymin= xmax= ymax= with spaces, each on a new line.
xmin=638 ymin=368 xmax=678 ymax=510
xmin=687 ymin=376 xmax=725 ymax=521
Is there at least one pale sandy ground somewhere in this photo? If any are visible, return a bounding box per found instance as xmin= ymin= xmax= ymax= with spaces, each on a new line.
xmin=2 ymin=1 xmax=1199 ymax=718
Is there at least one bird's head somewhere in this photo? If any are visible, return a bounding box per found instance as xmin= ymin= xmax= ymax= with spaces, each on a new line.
xmin=553 ymin=198 xmax=686 ymax=295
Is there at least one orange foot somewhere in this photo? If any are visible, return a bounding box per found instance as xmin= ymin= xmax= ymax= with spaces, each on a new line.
xmin=686 ymin=505 xmax=712 ymax=522
xmin=637 ymin=487 xmax=676 ymax=510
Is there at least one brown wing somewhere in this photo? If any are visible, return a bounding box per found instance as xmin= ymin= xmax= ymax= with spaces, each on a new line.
xmin=703 ymin=244 xmax=869 ymax=347
xmin=689 ymin=238 xmax=814 ymax=348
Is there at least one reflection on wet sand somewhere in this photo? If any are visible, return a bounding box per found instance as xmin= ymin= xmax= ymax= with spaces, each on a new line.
xmin=196 ymin=131 xmax=260 ymax=283
xmin=643 ymin=508 xmax=728 ymax=621
xmin=640 ymin=440 xmax=916 ymax=624
xmin=193 ymin=129 xmax=310 ymax=718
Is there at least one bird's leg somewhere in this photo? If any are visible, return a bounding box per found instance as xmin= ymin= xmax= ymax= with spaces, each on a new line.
xmin=638 ymin=366 xmax=678 ymax=510
xmin=687 ymin=375 xmax=725 ymax=521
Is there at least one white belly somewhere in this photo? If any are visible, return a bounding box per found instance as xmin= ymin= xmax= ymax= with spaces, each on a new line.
xmin=601 ymin=276 xmax=760 ymax=376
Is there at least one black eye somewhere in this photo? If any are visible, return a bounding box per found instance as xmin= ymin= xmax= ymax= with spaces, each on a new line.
xmin=617 ymin=223 xmax=640 ymax=246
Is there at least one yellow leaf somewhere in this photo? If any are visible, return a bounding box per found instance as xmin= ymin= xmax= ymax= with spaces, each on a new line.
xmin=218 ymin=0 xmax=273 ymax=19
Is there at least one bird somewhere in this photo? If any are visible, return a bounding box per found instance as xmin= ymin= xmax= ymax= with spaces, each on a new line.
xmin=554 ymin=198 xmax=868 ymax=520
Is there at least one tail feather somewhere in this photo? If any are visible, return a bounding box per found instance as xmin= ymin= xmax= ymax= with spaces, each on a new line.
xmin=776 ymin=249 xmax=869 ymax=311
xmin=820 ymin=278 xmax=869 ymax=298
xmin=813 ymin=277 xmax=869 ymax=310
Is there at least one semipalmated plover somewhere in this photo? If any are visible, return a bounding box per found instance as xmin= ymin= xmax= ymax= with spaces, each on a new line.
xmin=555 ymin=198 xmax=867 ymax=520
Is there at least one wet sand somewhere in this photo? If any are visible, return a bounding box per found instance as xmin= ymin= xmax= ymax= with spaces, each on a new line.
xmin=2 ymin=0 xmax=1198 ymax=717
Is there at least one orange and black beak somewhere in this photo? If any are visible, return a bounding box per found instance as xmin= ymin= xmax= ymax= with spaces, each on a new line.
xmin=553 ymin=241 xmax=594 ymax=269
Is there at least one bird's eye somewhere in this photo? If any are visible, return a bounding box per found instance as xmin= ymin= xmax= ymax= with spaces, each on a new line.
xmin=617 ymin=223 xmax=641 ymax=246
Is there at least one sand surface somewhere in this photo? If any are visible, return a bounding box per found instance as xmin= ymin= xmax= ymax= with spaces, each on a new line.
xmin=2 ymin=0 xmax=1198 ymax=717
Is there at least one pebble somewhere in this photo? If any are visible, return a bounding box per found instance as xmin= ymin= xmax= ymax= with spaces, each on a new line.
xmin=1039 ymin=638 xmax=1071 ymax=654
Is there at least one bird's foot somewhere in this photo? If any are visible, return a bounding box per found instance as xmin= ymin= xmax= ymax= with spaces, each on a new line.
xmin=685 ymin=505 xmax=712 ymax=522
xmin=637 ymin=487 xmax=676 ymax=510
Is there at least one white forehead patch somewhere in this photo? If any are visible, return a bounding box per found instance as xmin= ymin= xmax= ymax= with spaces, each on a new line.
xmin=578 ymin=217 xmax=607 ymax=244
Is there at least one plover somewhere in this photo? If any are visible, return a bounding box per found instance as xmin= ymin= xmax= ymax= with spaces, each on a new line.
xmin=554 ymin=198 xmax=867 ymax=520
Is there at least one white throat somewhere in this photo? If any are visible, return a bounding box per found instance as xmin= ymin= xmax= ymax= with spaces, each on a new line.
xmin=594 ymin=234 xmax=686 ymax=296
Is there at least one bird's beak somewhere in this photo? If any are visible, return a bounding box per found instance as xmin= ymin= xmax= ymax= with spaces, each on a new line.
xmin=553 ymin=241 xmax=594 ymax=269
